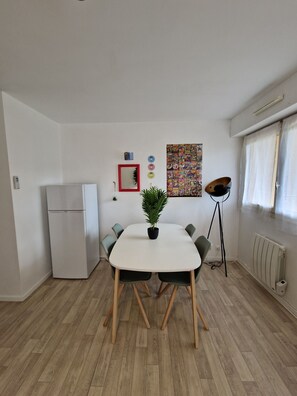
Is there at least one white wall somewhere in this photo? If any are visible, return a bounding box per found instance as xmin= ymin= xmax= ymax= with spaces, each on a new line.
xmin=238 ymin=211 xmax=297 ymax=317
xmin=231 ymin=70 xmax=297 ymax=317
xmin=2 ymin=93 xmax=62 ymax=299
xmin=60 ymin=120 xmax=242 ymax=261
xmin=0 ymin=97 xmax=241 ymax=301
xmin=0 ymin=94 xmax=20 ymax=297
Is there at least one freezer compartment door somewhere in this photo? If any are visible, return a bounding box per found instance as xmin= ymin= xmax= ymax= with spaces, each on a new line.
xmin=46 ymin=184 xmax=86 ymax=211
xmin=48 ymin=211 xmax=88 ymax=278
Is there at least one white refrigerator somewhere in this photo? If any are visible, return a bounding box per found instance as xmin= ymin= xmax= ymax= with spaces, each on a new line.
xmin=46 ymin=184 xmax=99 ymax=279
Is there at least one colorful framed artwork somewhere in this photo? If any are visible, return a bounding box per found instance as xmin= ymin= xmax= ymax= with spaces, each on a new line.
xmin=166 ymin=144 xmax=203 ymax=197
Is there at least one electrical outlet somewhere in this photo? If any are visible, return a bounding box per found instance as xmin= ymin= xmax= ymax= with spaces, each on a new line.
xmin=13 ymin=176 xmax=20 ymax=189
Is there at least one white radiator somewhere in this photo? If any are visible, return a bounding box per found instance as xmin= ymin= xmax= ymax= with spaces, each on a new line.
xmin=252 ymin=234 xmax=286 ymax=291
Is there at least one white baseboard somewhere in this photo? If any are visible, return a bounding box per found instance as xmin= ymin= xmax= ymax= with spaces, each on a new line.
xmin=0 ymin=271 xmax=52 ymax=302
xmin=237 ymin=259 xmax=297 ymax=319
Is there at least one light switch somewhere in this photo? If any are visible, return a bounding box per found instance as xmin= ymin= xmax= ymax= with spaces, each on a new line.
xmin=13 ymin=176 xmax=20 ymax=189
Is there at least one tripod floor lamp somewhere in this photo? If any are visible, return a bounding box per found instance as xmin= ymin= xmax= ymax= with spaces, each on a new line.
xmin=205 ymin=177 xmax=232 ymax=277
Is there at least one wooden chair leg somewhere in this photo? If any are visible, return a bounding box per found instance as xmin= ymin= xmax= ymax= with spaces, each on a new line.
xmin=132 ymin=285 xmax=150 ymax=329
xmin=112 ymin=268 xmax=120 ymax=344
xmin=138 ymin=282 xmax=151 ymax=297
xmin=161 ymin=285 xmax=178 ymax=330
xmin=157 ymin=283 xmax=172 ymax=298
xmin=186 ymin=286 xmax=208 ymax=330
xmin=196 ymin=302 xmax=209 ymax=331
xmin=190 ymin=271 xmax=199 ymax=349
xmin=103 ymin=283 xmax=125 ymax=327
xmin=157 ymin=281 xmax=165 ymax=295
xmin=143 ymin=282 xmax=151 ymax=296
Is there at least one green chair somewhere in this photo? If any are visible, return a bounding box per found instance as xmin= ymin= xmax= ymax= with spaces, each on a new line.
xmin=101 ymin=234 xmax=117 ymax=258
xmin=112 ymin=223 xmax=124 ymax=238
xmin=158 ymin=235 xmax=211 ymax=331
xmin=185 ymin=223 xmax=196 ymax=238
xmin=101 ymin=234 xmax=152 ymax=328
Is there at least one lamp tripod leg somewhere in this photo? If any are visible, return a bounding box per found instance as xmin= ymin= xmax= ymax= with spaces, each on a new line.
xmin=208 ymin=202 xmax=228 ymax=277
xmin=217 ymin=203 xmax=227 ymax=277
xmin=207 ymin=202 xmax=218 ymax=239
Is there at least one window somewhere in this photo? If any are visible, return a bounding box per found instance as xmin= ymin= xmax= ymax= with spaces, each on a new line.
xmin=276 ymin=115 xmax=297 ymax=218
xmin=242 ymin=113 xmax=297 ymax=220
xmin=242 ymin=123 xmax=280 ymax=209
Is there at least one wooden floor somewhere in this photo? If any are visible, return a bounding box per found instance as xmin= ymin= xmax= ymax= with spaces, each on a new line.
xmin=0 ymin=261 xmax=297 ymax=396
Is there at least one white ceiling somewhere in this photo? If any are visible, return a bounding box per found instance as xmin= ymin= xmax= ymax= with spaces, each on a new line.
xmin=1 ymin=0 xmax=297 ymax=123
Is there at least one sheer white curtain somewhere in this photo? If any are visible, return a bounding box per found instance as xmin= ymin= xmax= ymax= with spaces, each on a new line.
xmin=241 ymin=122 xmax=280 ymax=209
xmin=276 ymin=114 xmax=297 ymax=219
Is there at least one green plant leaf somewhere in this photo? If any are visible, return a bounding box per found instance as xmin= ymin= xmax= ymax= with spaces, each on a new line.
xmin=140 ymin=186 xmax=168 ymax=228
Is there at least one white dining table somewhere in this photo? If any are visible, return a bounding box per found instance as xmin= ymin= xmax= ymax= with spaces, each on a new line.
xmin=109 ymin=223 xmax=201 ymax=348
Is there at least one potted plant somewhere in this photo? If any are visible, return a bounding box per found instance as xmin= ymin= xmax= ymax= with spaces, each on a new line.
xmin=140 ymin=186 xmax=168 ymax=239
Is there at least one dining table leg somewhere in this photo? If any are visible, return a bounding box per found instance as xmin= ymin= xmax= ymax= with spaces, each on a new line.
xmin=112 ymin=268 xmax=120 ymax=344
xmin=190 ymin=270 xmax=199 ymax=349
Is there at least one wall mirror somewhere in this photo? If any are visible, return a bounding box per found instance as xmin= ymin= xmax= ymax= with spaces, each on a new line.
xmin=118 ymin=164 xmax=140 ymax=192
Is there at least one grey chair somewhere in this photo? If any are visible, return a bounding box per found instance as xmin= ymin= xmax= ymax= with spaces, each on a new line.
xmin=185 ymin=223 xmax=196 ymax=238
xmin=157 ymin=235 xmax=211 ymax=331
xmin=112 ymin=223 xmax=124 ymax=238
xmin=157 ymin=223 xmax=197 ymax=295
xmin=101 ymin=234 xmax=152 ymax=328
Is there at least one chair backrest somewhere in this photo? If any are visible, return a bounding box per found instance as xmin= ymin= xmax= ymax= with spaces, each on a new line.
xmin=185 ymin=223 xmax=196 ymax=238
xmin=194 ymin=235 xmax=211 ymax=280
xmin=101 ymin=234 xmax=117 ymax=258
xmin=112 ymin=223 xmax=124 ymax=238
xmin=195 ymin=235 xmax=211 ymax=262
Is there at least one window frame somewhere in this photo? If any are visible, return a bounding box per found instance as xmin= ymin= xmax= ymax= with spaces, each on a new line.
xmin=242 ymin=122 xmax=281 ymax=211
xmin=242 ymin=113 xmax=297 ymax=220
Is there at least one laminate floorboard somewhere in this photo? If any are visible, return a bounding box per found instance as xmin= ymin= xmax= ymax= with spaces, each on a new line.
xmin=0 ymin=260 xmax=296 ymax=396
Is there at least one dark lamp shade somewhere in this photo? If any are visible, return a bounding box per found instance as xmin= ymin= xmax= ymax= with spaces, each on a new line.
xmin=205 ymin=177 xmax=232 ymax=197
